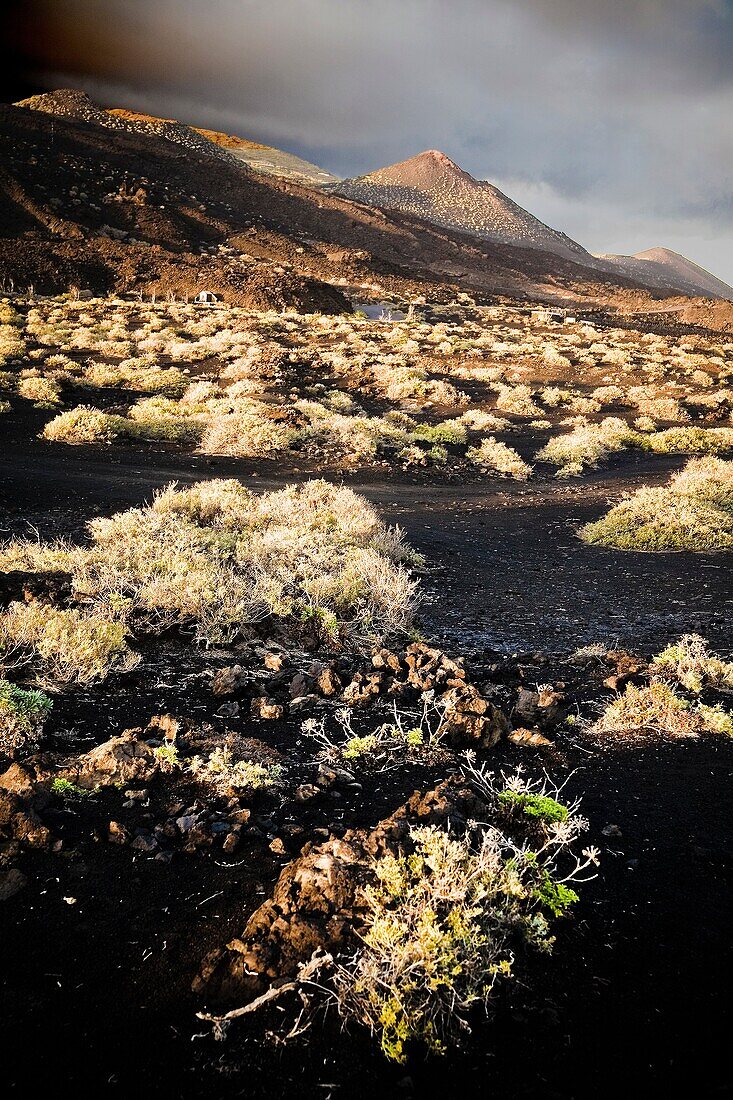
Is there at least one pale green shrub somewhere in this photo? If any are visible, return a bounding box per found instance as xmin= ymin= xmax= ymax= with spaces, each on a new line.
xmin=43 ymin=406 xmax=125 ymax=444
xmin=641 ymin=426 xmax=733 ymax=455
xmin=536 ymin=417 xmax=639 ymax=475
xmin=336 ymin=769 xmax=595 ymax=1063
xmin=0 ymin=602 xmax=139 ymax=686
xmin=188 ymin=746 xmax=284 ymax=795
xmin=0 ymin=679 xmax=53 ymax=758
xmin=651 ymin=634 xmax=733 ymax=693
xmin=591 ymin=679 xmax=732 ymax=739
xmin=580 ymin=457 xmax=733 ymax=551
xmin=467 ymin=437 xmax=532 ymax=479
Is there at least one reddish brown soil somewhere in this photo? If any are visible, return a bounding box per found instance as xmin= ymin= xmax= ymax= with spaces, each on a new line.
xmin=0 ymin=102 xmax=707 ymax=315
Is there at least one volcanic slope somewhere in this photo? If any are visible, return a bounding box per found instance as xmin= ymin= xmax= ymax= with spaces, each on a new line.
xmin=0 ymin=96 xmax=707 ymax=313
xmin=597 ymin=247 xmax=733 ymax=301
xmin=19 ymin=91 xmax=339 ymax=189
xmin=192 ymin=125 xmax=340 ymax=187
xmin=331 ymin=149 xmax=592 ymax=261
xmin=17 ymin=89 xmax=240 ymax=166
xmin=109 ymin=112 xmax=340 ymax=188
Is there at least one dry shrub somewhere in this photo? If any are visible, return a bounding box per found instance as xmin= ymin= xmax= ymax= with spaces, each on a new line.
xmin=0 ymin=602 xmax=139 ymax=686
xmin=199 ymin=406 xmax=296 ymax=457
xmin=459 ymin=409 xmax=511 ymax=432
xmin=536 ymin=417 xmax=638 ymax=476
xmin=42 ymin=406 xmax=124 ymax=444
xmin=0 ymin=480 xmax=419 ymax=650
xmin=18 ymin=374 xmax=62 ymax=407
xmin=629 ymin=389 xmax=687 ymax=422
xmin=467 ymin=437 xmax=532 ymax=479
xmin=127 ymin=396 xmax=207 ymax=442
xmin=495 ymin=384 xmax=542 ymax=417
xmin=591 ymin=679 xmax=732 ymax=739
xmin=580 ymin=457 xmax=733 ymax=551
xmin=82 ymin=360 xmax=186 ymax=395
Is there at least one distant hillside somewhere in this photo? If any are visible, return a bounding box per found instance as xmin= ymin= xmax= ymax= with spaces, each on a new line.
xmin=15 ymin=92 xmax=733 ymax=301
xmin=598 ymin=247 xmax=733 ymax=301
xmin=113 ymin=112 xmax=339 ymax=188
xmin=18 ymin=90 xmax=240 ymax=165
xmin=19 ymin=91 xmax=338 ymax=190
xmin=217 ymin=141 xmax=340 ymax=188
xmin=331 ymin=150 xmax=592 ymax=261
xmin=4 ymin=95 xmax=717 ymax=318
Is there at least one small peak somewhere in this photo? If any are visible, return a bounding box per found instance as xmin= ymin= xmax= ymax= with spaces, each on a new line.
xmin=420 ymin=149 xmax=458 ymax=167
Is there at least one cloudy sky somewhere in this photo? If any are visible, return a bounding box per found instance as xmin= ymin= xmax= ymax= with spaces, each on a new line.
xmin=6 ymin=0 xmax=733 ymax=282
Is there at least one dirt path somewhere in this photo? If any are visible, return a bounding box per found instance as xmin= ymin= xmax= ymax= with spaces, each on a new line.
xmin=2 ymin=420 xmax=730 ymax=656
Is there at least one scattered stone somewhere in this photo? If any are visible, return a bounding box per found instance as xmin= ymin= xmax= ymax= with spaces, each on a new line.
xmin=107 ymin=821 xmax=129 ymax=845
xmin=602 ymin=651 xmax=647 ymax=692
xmin=222 ymin=830 xmax=241 ymax=854
xmin=508 ymin=727 xmax=554 ymax=748
xmin=315 ymin=664 xmax=341 ymax=697
xmin=124 ymin=789 xmax=148 ymax=802
xmin=216 ymin=701 xmax=240 ymax=718
xmin=131 ymin=834 xmax=158 ymax=853
xmin=294 ymin=783 xmax=320 ymax=803
xmin=341 ymin=671 xmax=384 ymax=706
xmin=289 ymin=672 xmax=314 ymax=699
xmin=0 ymin=867 xmax=27 ymax=901
xmin=212 ymin=665 xmax=250 ymax=696
xmin=250 ymin=697 xmax=285 ymax=720
xmin=513 ymin=686 xmax=564 ymax=729
xmin=146 ymin=714 xmax=179 ymax=742
xmin=185 ymin=825 xmax=212 ymax=851
xmin=63 ymin=729 xmax=159 ymax=790
xmin=316 ymin=764 xmax=338 ymax=790
xmin=0 ymin=762 xmax=38 ymax=799
xmin=371 ymin=648 xmax=403 ymax=673
xmin=404 ymin=643 xmax=467 ymax=691
xmin=602 ymin=824 xmax=623 ymax=839
xmin=442 ymin=684 xmax=509 ymax=748
xmin=0 ymin=781 xmax=52 ymax=849
xmin=289 ymin=694 xmax=319 ymax=714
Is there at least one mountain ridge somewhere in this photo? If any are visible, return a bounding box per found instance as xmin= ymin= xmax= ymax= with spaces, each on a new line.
xmin=5 ymin=92 xmax=733 ymax=326
xmin=331 ymin=149 xmax=592 ymax=262
xmin=597 ymin=246 xmax=733 ymax=301
xmin=15 ymin=92 xmax=732 ymax=300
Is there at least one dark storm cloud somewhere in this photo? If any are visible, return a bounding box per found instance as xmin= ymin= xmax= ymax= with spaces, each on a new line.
xmin=6 ymin=0 xmax=733 ymax=280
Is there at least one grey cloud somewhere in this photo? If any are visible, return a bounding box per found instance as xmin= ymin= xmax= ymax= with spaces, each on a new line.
xmin=12 ymin=0 xmax=733 ymax=281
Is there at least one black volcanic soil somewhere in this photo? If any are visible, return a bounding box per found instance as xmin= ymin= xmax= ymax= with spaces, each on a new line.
xmin=1 ymin=416 xmax=732 ymax=1099
xmin=1 ymin=407 xmax=729 ymax=655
